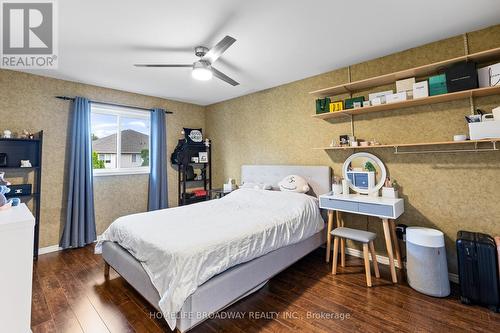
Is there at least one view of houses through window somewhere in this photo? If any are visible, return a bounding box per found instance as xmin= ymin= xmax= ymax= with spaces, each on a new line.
xmin=90 ymin=104 xmax=150 ymax=174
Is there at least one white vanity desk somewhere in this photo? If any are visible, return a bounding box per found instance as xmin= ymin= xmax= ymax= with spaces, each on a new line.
xmin=320 ymin=193 xmax=404 ymax=283
xmin=320 ymin=151 xmax=405 ymax=284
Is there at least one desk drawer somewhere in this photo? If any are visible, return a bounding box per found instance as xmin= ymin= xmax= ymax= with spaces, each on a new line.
xmin=358 ymin=203 xmax=393 ymax=217
xmin=320 ymin=198 xmax=358 ymax=212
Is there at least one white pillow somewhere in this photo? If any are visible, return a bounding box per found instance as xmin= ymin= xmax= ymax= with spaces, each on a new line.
xmin=240 ymin=182 xmax=273 ymax=190
xmin=278 ymin=175 xmax=310 ymax=193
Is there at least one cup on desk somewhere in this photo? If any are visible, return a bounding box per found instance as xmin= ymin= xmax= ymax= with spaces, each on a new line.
xmin=332 ymin=183 xmax=343 ymax=195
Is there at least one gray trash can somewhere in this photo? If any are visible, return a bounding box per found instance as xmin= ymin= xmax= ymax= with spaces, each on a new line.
xmin=406 ymin=227 xmax=450 ymax=297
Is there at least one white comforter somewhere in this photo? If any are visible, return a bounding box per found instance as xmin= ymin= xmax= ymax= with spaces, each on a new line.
xmin=96 ymin=188 xmax=324 ymax=330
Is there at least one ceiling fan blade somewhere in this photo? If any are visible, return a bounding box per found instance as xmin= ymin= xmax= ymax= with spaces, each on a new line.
xmin=203 ymin=35 xmax=236 ymax=64
xmin=134 ymin=64 xmax=192 ymax=67
xmin=212 ymin=67 xmax=239 ymax=86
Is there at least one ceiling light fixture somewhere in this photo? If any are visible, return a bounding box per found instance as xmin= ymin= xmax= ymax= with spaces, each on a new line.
xmin=192 ymin=61 xmax=213 ymax=81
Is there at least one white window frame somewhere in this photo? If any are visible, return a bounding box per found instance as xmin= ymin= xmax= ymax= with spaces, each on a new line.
xmin=91 ymin=104 xmax=150 ymax=176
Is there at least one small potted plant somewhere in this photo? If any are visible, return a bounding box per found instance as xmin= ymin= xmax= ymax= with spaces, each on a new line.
xmin=382 ymin=177 xmax=399 ymax=198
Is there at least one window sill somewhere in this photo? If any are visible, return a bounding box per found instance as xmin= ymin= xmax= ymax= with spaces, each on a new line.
xmin=93 ymin=168 xmax=150 ymax=177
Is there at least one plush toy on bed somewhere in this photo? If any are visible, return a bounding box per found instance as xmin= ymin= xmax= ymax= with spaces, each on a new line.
xmin=278 ymin=175 xmax=310 ymax=193
xmin=0 ymin=172 xmax=20 ymax=210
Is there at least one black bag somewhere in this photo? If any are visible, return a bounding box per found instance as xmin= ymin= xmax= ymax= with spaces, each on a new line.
xmin=185 ymin=165 xmax=195 ymax=181
xmin=170 ymin=139 xmax=207 ymax=166
xmin=315 ymin=97 xmax=331 ymax=114
xmin=445 ymin=61 xmax=478 ymax=92
xmin=170 ymin=139 xmax=185 ymax=165
xmin=0 ymin=153 xmax=7 ymax=167
xmin=456 ymin=231 xmax=500 ymax=312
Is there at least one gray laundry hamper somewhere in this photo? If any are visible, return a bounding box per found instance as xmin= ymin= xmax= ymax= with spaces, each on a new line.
xmin=406 ymin=227 xmax=450 ymax=297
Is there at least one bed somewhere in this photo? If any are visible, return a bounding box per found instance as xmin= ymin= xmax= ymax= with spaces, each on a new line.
xmin=97 ymin=165 xmax=331 ymax=332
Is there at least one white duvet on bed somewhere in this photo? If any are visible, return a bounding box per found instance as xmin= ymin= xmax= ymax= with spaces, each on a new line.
xmin=96 ymin=188 xmax=324 ymax=330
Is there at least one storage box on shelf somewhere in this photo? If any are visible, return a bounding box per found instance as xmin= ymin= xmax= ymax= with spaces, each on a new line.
xmin=469 ymin=121 xmax=500 ymax=140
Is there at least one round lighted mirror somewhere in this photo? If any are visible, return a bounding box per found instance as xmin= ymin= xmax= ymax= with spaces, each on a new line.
xmin=342 ymin=152 xmax=387 ymax=195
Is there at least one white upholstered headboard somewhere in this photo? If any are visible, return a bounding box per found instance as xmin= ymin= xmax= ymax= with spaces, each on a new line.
xmin=241 ymin=165 xmax=331 ymax=198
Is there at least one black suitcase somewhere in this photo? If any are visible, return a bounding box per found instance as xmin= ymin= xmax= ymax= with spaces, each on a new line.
xmin=456 ymin=231 xmax=500 ymax=312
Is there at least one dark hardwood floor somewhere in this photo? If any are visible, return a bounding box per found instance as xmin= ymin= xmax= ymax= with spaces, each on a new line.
xmin=32 ymin=245 xmax=500 ymax=332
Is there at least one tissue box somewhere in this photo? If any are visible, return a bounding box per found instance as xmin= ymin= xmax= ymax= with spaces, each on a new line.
xmin=396 ymin=78 xmax=416 ymax=97
xmin=429 ymin=74 xmax=447 ymax=96
xmin=382 ymin=187 xmax=398 ymax=199
xmin=468 ymin=121 xmax=500 ymax=140
xmin=413 ymin=81 xmax=429 ymax=99
xmin=386 ymin=92 xmax=408 ymax=104
xmin=478 ymin=63 xmax=500 ymax=88
xmin=369 ymin=90 xmax=393 ymax=104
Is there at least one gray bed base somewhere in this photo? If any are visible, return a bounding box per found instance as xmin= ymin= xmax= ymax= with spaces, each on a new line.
xmin=102 ymin=230 xmax=325 ymax=332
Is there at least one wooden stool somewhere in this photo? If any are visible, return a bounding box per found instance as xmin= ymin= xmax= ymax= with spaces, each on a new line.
xmin=331 ymin=227 xmax=380 ymax=287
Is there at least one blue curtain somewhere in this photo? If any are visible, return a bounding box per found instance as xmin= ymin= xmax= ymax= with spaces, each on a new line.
xmin=60 ymin=97 xmax=96 ymax=249
xmin=148 ymin=108 xmax=168 ymax=210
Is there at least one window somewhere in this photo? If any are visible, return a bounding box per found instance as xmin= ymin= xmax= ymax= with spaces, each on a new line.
xmin=91 ymin=104 xmax=150 ymax=176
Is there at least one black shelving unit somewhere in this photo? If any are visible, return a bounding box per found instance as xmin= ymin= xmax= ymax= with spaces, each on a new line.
xmin=177 ymin=142 xmax=212 ymax=206
xmin=0 ymin=131 xmax=43 ymax=259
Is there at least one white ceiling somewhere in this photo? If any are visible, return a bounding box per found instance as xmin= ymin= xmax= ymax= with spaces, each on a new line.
xmin=22 ymin=0 xmax=500 ymax=105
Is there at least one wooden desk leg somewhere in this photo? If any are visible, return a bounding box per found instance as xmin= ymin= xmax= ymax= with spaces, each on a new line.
xmin=332 ymin=236 xmax=339 ymax=275
xmin=337 ymin=211 xmax=345 ymax=267
xmin=369 ymin=241 xmax=380 ymax=278
xmin=382 ymin=219 xmax=398 ymax=283
xmin=326 ymin=210 xmax=334 ymax=263
xmin=363 ymin=243 xmax=372 ymax=287
xmin=390 ymin=219 xmax=403 ymax=270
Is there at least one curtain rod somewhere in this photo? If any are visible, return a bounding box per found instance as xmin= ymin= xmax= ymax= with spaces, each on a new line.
xmin=55 ymin=96 xmax=173 ymax=114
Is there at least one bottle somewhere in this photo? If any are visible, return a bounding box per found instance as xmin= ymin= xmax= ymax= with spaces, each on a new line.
xmin=342 ymin=179 xmax=349 ymax=196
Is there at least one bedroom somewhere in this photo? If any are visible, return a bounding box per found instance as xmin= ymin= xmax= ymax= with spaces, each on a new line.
xmin=0 ymin=0 xmax=500 ymax=332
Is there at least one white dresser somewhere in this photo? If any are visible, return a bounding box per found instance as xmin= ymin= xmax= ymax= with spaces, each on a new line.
xmin=0 ymin=204 xmax=35 ymax=333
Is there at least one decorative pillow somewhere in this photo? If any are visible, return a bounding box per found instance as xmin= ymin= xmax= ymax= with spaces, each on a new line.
xmin=183 ymin=128 xmax=203 ymax=144
xmin=240 ymin=182 xmax=273 ymax=190
xmin=278 ymin=175 xmax=310 ymax=193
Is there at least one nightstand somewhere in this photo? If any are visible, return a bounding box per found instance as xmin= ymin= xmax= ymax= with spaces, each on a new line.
xmin=208 ymin=188 xmax=234 ymax=199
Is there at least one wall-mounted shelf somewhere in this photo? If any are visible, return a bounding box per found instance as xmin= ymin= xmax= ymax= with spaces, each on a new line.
xmin=312 ymin=85 xmax=500 ymax=120
xmin=0 ymin=166 xmax=40 ymax=170
xmin=0 ymin=131 xmax=43 ymax=259
xmin=314 ymin=139 xmax=500 ymax=154
xmin=309 ymin=47 xmax=500 ymax=97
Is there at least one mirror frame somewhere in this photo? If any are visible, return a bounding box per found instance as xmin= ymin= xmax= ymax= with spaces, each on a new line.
xmin=342 ymin=152 xmax=387 ymax=195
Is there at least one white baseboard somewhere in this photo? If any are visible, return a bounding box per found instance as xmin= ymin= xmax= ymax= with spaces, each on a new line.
xmin=38 ymin=234 xmax=103 ymax=255
xmin=38 ymin=244 xmax=62 ymax=255
xmin=343 ymin=247 xmax=459 ymax=284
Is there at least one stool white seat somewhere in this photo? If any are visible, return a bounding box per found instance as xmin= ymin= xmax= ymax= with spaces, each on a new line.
xmin=331 ymin=227 xmax=377 ymax=243
xmin=331 ymin=227 xmax=380 ymax=287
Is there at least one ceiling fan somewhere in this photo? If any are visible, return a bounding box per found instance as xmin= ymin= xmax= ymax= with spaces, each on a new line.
xmin=134 ymin=35 xmax=239 ymax=86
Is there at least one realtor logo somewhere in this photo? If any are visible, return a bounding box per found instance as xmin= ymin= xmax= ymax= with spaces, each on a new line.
xmin=1 ymin=0 xmax=57 ymax=68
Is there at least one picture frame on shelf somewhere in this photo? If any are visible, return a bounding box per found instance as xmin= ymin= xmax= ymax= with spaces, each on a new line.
xmin=199 ymin=152 xmax=208 ymax=163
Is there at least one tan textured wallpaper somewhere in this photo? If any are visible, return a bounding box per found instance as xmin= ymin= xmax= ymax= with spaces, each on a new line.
xmin=0 ymin=70 xmax=205 ymax=247
xmin=206 ymin=24 xmax=500 ymax=274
